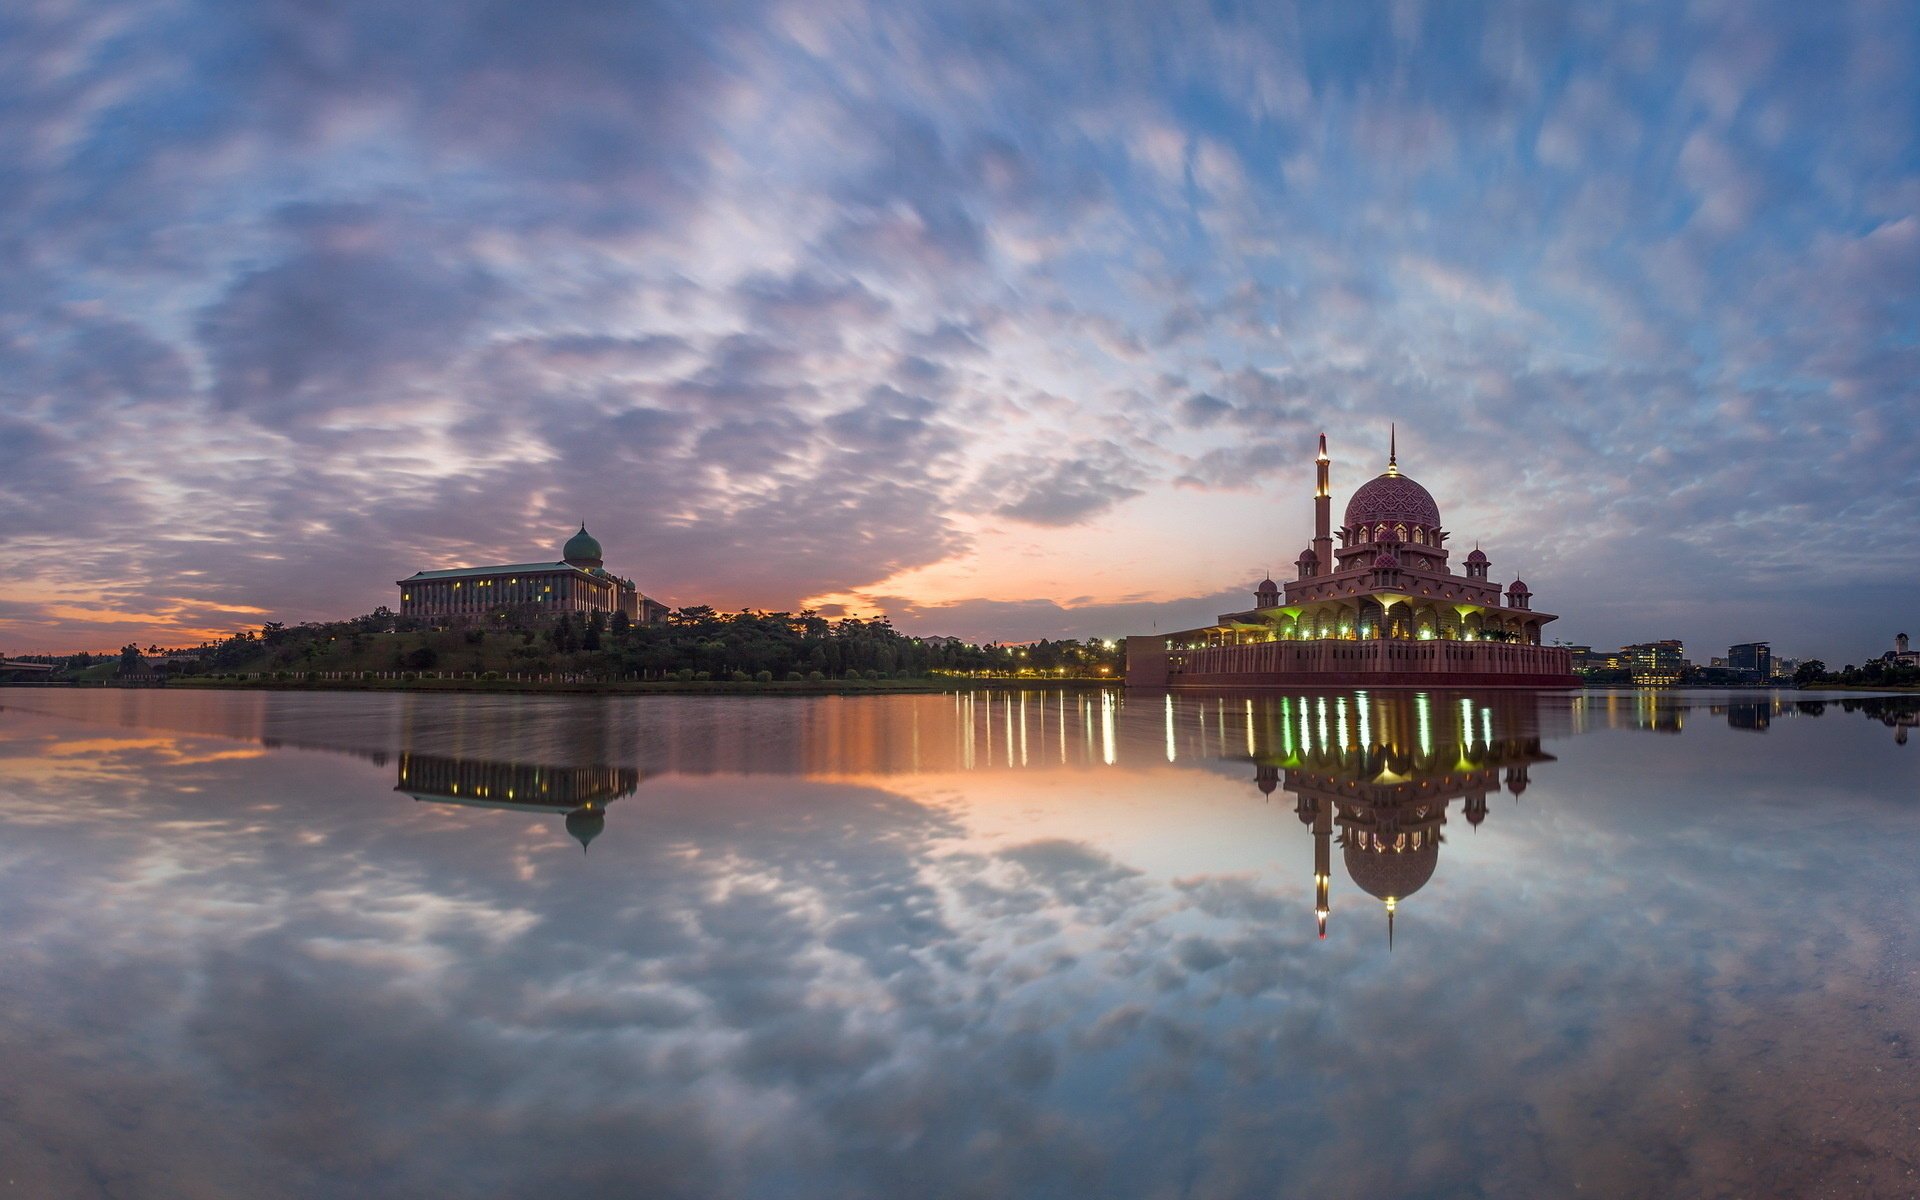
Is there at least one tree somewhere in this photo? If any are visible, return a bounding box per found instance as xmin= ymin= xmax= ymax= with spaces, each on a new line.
xmin=1792 ymin=660 xmax=1827 ymax=686
xmin=119 ymin=644 xmax=142 ymax=670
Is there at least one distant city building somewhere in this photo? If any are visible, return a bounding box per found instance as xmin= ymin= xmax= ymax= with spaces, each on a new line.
xmin=1565 ymin=645 xmax=1602 ymax=672
xmin=1617 ymin=640 xmax=1687 ymax=686
xmin=1887 ymin=632 xmax=1920 ymax=669
xmin=1728 ymin=641 xmax=1771 ymax=682
xmin=397 ymin=525 xmax=668 ymax=623
xmin=1126 ymin=432 xmax=1576 ymax=688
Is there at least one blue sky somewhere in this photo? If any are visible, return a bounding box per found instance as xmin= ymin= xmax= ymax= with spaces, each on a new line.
xmin=2 ymin=0 xmax=1916 ymax=663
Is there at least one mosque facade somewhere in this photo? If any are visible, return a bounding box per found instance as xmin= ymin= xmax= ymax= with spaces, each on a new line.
xmin=396 ymin=525 xmax=669 ymax=623
xmin=1127 ymin=433 xmax=1578 ymax=688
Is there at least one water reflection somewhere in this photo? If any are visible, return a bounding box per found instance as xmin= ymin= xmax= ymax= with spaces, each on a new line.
xmin=1239 ymin=693 xmax=1555 ymax=945
xmin=396 ymin=754 xmax=642 ymax=849
xmin=1 ymin=687 xmax=1919 ymax=1197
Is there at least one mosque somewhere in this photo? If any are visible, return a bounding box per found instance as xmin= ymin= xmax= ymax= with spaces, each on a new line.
xmin=396 ymin=524 xmax=669 ymax=623
xmin=1127 ymin=432 xmax=1578 ymax=688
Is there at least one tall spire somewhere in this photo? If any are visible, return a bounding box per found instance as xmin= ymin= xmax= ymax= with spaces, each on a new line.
xmin=1386 ymin=423 xmax=1399 ymax=476
xmin=1312 ymin=433 xmax=1333 ymax=575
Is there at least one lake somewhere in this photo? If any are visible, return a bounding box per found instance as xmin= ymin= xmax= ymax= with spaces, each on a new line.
xmin=1 ymin=687 xmax=1916 ymax=1199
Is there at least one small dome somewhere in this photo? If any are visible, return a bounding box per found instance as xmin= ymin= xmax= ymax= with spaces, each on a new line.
xmin=1373 ymin=549 xmax=1399 ymax=568
xmin=1465 ymin=548 xmax=1488 ymax=563
xmin=1296 ymin=547 xmax=1318 ymax=563
xmin=563 ymin=524 xmax=604 ymax=565
xmin=1345 ymin=471 xmax=1442 ymax=530
xmin=565 ymin=805 xmax=606 ymax=851
xmin=1257 ymin=576 xmax=1278 ymax=591
xmin=1508 ymin=579 xmax=1530 ymax=593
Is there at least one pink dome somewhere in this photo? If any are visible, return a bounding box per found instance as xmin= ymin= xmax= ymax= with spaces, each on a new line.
xmin=1344 ymin=472 xmax=1442 ymax=530
xmin=1296 ymin=547 xmax=1317 ymax=563
xmin=1465 ymin=548 xmax=1488 ymax=563
xmin=1508 ymin=579 xmax=1529 ymax=592
xmin=1344 ymin=837 xmax=1438 ymax=901
xmin=1373 ymin=549 xmax=1399 ymax=568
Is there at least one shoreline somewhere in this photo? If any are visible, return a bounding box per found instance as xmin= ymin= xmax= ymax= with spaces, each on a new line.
xmin=3 ymin=676 xmax=1120 ymax=697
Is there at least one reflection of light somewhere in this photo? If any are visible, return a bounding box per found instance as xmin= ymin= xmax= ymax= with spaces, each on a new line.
xmin=1317 ymin=696 xmax=1329 ymax=751
xmin=1101 ymin=691 xmax=1116 ymax=765
xmin=1245 ymin=699 xmax=1255 ymax=757
xmin=1281 ymin=697 xmax=1295 ymax=758
xmin=1481 ymin=707 xmax=1493 ymax=746
xmin=1416 ymin=695 xmax=1433 ymax=758
xmin=1357 ymin=692 xmax=1372 ymax=748
xmin=1165 ymin=694 xmax=1176 ymax=762
xmin=1335 ymin=695 xmax=1349 ymax=751
xmin=1460 ymin=697 xmax=1474 ymax=747
xmin=1018 ymin=692 xmax=1027 ymax=766
xmin=1059 ymin=691 xmax=1068 ymax=763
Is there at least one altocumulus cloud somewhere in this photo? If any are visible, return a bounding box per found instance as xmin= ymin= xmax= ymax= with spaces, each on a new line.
xmin=0 ymin=0 xmax=1915 ymax=659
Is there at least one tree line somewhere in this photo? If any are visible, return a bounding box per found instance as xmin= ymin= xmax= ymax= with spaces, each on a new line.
xmin=96 ymin=605 xmax=1123 ymax=682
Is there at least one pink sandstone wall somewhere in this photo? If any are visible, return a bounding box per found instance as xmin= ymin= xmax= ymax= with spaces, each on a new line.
xmin=1127 ymin=638 xmax=1577 ymax=689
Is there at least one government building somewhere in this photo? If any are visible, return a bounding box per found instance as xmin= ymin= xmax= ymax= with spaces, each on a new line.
xmin=1127 ymin=432 xmax=1577 ymax=688
xmin=397 ymin=525 xmax=669 ymax=623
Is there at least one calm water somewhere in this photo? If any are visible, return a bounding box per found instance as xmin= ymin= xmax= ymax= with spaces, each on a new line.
xmin=1 ymin=687 xmax=1917 ymax=1199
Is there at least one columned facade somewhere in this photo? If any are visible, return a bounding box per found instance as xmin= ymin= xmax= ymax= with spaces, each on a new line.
xmin=397 ymin=525 xmax=669 ymax=623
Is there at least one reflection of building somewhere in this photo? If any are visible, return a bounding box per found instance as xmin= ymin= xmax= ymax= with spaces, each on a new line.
xmin=1843 ymin=696 xmax=1920 ymax=745
xmin=396 ymin=525 xmax=668 ymax=623
xmin=396 ymin=752 xmax=642 ymax=850
xmin=1246 ymin=692 xmax=1556 ymax=945
xmin=1126 ymin=433 xmax=1577 ymax=689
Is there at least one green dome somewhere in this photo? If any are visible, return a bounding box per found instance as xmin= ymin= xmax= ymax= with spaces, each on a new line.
xmin=563 ymin=524 xmax=603 ymax=564
xmin=565 ymin=805 xmax=606 ymax=851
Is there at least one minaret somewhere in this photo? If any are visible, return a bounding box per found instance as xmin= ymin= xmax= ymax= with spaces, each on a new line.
xmin=1312 ymin=433 xmax=1333 ymax=577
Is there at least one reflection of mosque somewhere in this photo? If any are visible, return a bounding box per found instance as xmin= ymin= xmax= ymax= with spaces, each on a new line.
xmin=395 ymin=753 xmax=642 ymax=850
xmin=1245 ymin=693 xmax=1554 ymax=946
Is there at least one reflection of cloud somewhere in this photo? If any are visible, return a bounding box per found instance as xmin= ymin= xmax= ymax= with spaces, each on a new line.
xmin=5 ymin=693 xmax=1920 ymax=1195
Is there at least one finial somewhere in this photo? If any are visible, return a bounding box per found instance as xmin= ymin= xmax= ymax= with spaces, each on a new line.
xmin=1387 ymin=422 xmax=1398 ymax=475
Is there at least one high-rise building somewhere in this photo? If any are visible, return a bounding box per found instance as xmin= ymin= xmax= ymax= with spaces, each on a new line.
xmin=1619 ymin=640 xmax=1687 ymax=686
xmin=1728 ymin=642 xmax=1771 ymax=682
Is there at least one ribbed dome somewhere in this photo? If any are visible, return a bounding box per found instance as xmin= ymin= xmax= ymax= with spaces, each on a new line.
xmin=1508 ymin=579 xmax=1530 ymax=593
xmin=563 ymin=524 xmax=603 ymax=565
xmin=1344 ymin=837 xmax=1439 ymax=901
xmin=1465 ymin=548 xmax=1488 ymax=563
xmin=1296 ymin=547 xmax=1318 ymax=563
xmin=1373 ymin=549 xmax=1399 ymax=568
xmin=1345 ymin=472 xmax=1442 ymax=530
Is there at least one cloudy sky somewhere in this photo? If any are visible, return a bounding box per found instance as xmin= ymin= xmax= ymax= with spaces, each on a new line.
xmin=3 ymin=1 xmax=1916 ymax=661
